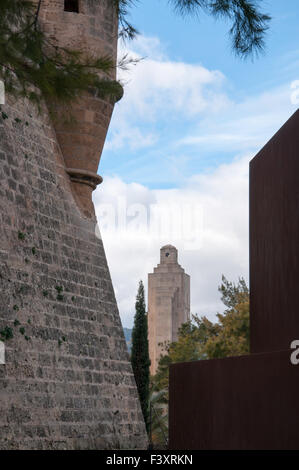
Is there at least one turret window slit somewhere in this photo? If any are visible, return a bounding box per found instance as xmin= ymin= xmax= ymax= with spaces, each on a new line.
xmin=64 ymin=0 xmax=79 ymax=13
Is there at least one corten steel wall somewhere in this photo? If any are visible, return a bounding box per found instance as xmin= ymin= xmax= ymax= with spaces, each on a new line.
xmin=169 ymin=109 xmax=299 ymax=450
xmin=250 ymin=109 xmax=299 ymax=353
xmin=169 ymin=350 xmax=299 ymax=450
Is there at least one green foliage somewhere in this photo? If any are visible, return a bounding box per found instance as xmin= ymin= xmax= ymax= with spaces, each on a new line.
xmin=0 ymin=0 xmax=123 ymax=107
xmin=153 ymin=315 xmax=219 ymax=397
xmin=0 ymin=326 xmax=14 ymax=341
xmin=168 ymin=0 xmax=270 ymax=57
xmin=154 ymin=275 xmax=249 ymax=379
xmin=118 ymin=0 xmax=270 ymax=57
xmin=58 ymin=335 xmax=67 ymax=347
xmin=1 ymin=318 xmax=32 ymax=342
xmin=0 ymin=0 xmax=270 ymax=111
xmin=205 ymin=275 xmax=250 ymax=358
xmin=131 ymin=280 xmax=151 ymax=432
xmin=205 ymin=299 xmax=249 ymax=358
xmin=219 ymin=274 xmax=249 ymax=308
xmin=149 ymin=389 xmax=168 ymax=449
xmin=114 ymin=0 xmax=139 ymax=40
xmin=55 ymin=285 xmax=64 ymax=301
xmin=18 ymin=231 xmax=26 ymax=240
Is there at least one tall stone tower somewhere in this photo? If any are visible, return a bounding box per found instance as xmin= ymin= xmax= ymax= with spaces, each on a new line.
xmin=148 ymin=245 xmax=190 ymax=375
xmin=0 ymin=0 xmax=147 ymax=449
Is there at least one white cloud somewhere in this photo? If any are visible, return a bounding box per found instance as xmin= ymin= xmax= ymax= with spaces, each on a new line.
xmin=105 ymin=34 xmax=298 ymax=189
xmin=119 ymin=59 xmax=227 ymax=118
xmin=104 ymin=121 xmax=157 ymax=151
xmin=122 ymin=35 xmax=167 ymax=61
xmin=118 ymin=35 xmax=228 ymax=118
xmin=93 ymin=153 xmax=250 ymax=328
xmin=177 ymin=84 xmax=296 ymax=153
xmin=107 ymin=35 xmax=230 ymax=152
xmin=97 ymin=35 xmax=298 ymax=328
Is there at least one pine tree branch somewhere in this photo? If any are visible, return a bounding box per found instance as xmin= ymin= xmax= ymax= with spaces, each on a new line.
xmin=114 ymin=0 xmax=139 ymax=40
xmin=0 ymin=1 xmax=123 ymax=106
xmin=168 ymin=0 xmax=271 ymax=57
xmin=34 ymin=0 xmax=42 ymax=31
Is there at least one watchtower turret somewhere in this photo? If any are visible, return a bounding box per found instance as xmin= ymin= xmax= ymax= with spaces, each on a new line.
xmin=32 ymin=0 xmax=119 ymax=217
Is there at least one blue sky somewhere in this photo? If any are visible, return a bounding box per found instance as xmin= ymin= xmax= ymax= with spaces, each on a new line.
xmin=99 ymin=0 xmax=299 ymax=189
xmin=93 ymin=0 xmax=299 ymax=327
xmin=129 ymin=0 xmax=299 ymax=93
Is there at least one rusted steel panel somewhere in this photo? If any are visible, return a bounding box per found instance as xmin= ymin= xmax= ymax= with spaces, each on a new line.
xmin=169 ymin=110 xmax=299 ymax=450
xmin=169 ymin=350 xmax=299 ymax=450
xmin=250 ymin=109 xmax=299 ymax=353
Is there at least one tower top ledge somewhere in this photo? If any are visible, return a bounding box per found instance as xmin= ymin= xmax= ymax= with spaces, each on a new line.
xmin=161 ymin=244 xmax=177 ymax=251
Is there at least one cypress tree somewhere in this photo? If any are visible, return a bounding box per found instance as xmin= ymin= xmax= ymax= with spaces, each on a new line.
xmin=131 ymin=280 xmax=150 ymax=432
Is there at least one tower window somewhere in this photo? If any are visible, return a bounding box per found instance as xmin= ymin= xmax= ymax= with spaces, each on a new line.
xmin=64 ymin=0 xmax=79 ymax=13
xmin=165 ymin=253 xmax=169 ymax=257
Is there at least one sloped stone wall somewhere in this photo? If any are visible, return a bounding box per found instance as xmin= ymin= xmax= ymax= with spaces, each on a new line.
xmin=0 ymin=97 xmax=147 ymax=449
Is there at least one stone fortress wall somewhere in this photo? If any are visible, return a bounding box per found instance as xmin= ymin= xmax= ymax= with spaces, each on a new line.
xmin=0 ymin=0 xmax=147 ymax=450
